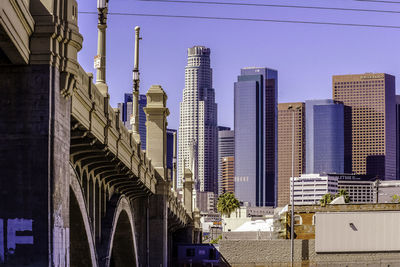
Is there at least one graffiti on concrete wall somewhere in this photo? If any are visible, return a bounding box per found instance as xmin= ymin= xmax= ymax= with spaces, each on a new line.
xmin=0 ymin=218 xmax=34 ymax=263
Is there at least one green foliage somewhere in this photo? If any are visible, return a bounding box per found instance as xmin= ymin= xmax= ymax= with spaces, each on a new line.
xmin=210 ymin=235 xmax=222 ymax=244
xmin=217 ymin=192 xmax=240 ymax=217
xmin=320 ymin=189 xmax=350 ymax=206
xmin=320 ymin=193 xmax=333 ymax=207
xmin=336 ymin=189 xmax=350 ymax=203
xmin=391 ymin=194 xmax=400 ymax=203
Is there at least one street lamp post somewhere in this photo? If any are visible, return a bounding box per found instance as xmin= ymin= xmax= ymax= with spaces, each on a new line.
xmin=288 ymin=105 xmax=297 ymax=267
xmin=95 ymin=0 xmax=109 ymax=97
xmin=131 ymin=26 xmax=142 ymax=142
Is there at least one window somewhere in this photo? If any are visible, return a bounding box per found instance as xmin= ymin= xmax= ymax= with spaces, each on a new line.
xmin=294 ymin=215 xmax=302 ymax=225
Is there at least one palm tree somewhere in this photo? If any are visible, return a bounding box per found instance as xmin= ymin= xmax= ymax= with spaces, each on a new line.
xmin=320 ymin=193 xmax=333 ymax=207
xmin=217 ymin=192 xmax=240 ymax=218
xmin=336 ymin=189 xmax=350 ymax=203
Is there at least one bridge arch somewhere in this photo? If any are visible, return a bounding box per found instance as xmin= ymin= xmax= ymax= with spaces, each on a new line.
xmin=100 ymin=196 xmax=138 ymax=267
xmin=69 ymin=164 xmax=98 ymax=266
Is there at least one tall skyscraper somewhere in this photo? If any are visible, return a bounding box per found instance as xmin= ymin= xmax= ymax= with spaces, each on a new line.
xmin=218 ymin=128 xmax=234 ymax=195
xmin=305 ymin=99 xmax=350 ymax=174
xmin=117 ymin=93 xmax=147 ymax=150
xmin=277 ymin=102 xmax=305 ymax=207
xmin=221 ymin=156 xmax=235 ymax=194
xmin=234 ymin=67 xmax=278 ymax=207
xmin=333 ymin=73 xmax=396 ymax=179
xmin=178 ymin=46 xmax=218 ymax=197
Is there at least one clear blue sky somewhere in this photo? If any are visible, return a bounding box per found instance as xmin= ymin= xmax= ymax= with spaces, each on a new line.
xmin=77 ymin=0 xmax=400 ymax=130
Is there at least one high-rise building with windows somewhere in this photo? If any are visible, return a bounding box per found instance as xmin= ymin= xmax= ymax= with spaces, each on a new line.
xmin=278 ymin=102 xmax=305 ymax=207
xmin=178 ymin=46 xmax=218 ymax=198
xmin=221 ymin=156 xmax=235 ymax=194
xmin=333 ymin=73 xmax=396 ymax=179
xmin=234 ymin=67 xmax=278 ymax=207
xmin=305 ymin=99 xmax=351 ymax=175
xmin=218 ymin=128 xmax=234 ymax=195
xmin=117 ymin=93 xmax=147 ymax=150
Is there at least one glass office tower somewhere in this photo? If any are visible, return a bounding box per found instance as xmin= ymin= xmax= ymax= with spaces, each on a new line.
xmin=234 ymin=67 xmax=278 ymax=207
xmin=306 ymin=100 xmax=347 ymax=174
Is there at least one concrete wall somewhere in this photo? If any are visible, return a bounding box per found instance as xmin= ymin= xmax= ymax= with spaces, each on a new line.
xmin=222 ymin=231 xmax=274 ymax=240
xmin=315 ymin=211 xmax=400 ymax=252
xmin=219 ymin=240 xmax=307 ymax=266
xmin=219 ymin=239 xmax=400 ymax=266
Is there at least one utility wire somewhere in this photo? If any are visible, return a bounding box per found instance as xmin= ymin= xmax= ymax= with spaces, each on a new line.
xmin=78 ymin=11 xmax=400 ymax=29
xmin=356 ymin=0 xmax=400 ymax=4
xmin=138 ymin=0 xmax=400 ymax=14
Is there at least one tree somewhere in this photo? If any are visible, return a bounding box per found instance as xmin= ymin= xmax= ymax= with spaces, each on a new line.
xmin=335 ymin=189 xmax=350 ymax=203
xmin=391 ymin=194 xmax=400 ymax=203
xmin=217 ymin=192 xmax=240 ymax=217
xmin=320 ymin=193 xmax=333 ymax=207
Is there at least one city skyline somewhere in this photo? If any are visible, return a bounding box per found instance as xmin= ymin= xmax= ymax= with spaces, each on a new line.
xmin=76 ymin=0 xmax=400 ymax=131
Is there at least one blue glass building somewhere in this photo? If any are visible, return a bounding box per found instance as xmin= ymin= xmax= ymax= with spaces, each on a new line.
xmin=117 ymin=93 xmax=147 ymax=150
xmin=234 ymin=67 xmax=278 ymax=207
xmin=305 ymin=100 xmax=346 ymax=174
xmin=166 ymin=128 xmax=177 ymax=181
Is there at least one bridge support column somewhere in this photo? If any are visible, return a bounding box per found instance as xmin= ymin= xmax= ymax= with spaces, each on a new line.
xmin=0 ymin=64 xmax=71 ymax=265
xmin=132 ymin=197 xmax=149 ymax=267
xmin=144 ymin=85 xmax=170 ymax=266
xmin=148 ymin=182 xmax=169 ymax=267
xmin=0 ymin=0 xmax=83 ymax=265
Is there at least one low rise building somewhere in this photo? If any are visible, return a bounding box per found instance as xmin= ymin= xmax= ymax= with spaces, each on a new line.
xmin=290 ymin=174 xmax=338 ymax=205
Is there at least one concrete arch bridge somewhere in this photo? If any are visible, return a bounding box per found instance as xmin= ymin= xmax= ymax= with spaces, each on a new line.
xmin=0 ymin=0 xmax=200 ymax=266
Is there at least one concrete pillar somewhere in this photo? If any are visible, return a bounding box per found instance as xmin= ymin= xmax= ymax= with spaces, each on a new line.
xmin=132 ymin=197 xmax=149 ymax=267
xmin=144 ymin=85 xmax=170 ymax=267
xmin=183 ymin=169 xmax=194 ymax=215
xmin=0 ymin=0 xmax=82 ymax=265
xmin=144 ymin=85 xmax=170 ymax=179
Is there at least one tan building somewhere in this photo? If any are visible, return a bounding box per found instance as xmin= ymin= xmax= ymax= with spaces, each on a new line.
xmin=221 ymin=156 xmax=234 ymax=194
xmin=333 ymin=73 xmax=396 ymax=179
xmin=277 ymin=103 xmax=305 ymax=207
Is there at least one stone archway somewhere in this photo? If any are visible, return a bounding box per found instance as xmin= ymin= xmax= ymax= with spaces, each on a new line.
xmin=69 ymin=164 xmax=98 ymax=266
xmin=106 ymin=197 xmax=138 ymax=267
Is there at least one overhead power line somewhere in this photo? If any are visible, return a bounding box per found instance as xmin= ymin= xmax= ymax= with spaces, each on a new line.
xmin=139 ymin=0 xmax=400 ymax=14
xmin=356 ymin=0 xmax=400 ymax=4
xmin=78 ymin=11 xmax=400 ymax=29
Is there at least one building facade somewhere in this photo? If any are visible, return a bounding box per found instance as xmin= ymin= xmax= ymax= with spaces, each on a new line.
xmin=332 ymin=73 xmax=396 ymax=179
xmin=218 ymin=128 xmax=234 ymax=195
xmin=117 ymin=93 xmax=147 ymax=150
xmin=234 ymin=67 xmax=278 ymax=207
xmin=290 ymin=174 xmax=338 ymax=205
xmin=277 ymin=102 xmax=305 ymax=207
xmin=167 ymin=128 xmax=177 ymax=182
xmin=305 ymin=100 xmax=350 ymax=174
xmin=221 ymin=156 xmax=235 ymax=194
xmin=178 ymin=46 xmax=218 ymax=198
